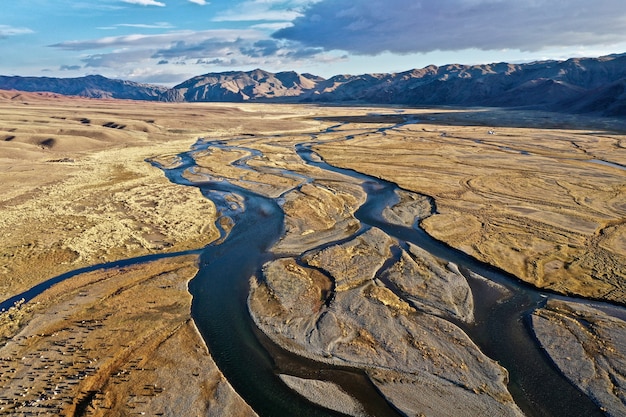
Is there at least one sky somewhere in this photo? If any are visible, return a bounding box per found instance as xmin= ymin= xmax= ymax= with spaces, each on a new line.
xmin=2 ymin=0 xmax=626 ymax=86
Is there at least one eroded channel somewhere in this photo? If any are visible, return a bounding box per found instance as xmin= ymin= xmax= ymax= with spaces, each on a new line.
xmin=297 ymin=140 xmax=604 ymax=417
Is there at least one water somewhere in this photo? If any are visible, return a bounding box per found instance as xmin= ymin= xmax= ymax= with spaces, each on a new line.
xmin=296 ymin=142 xmax=604 ymax=417
xmin=157 ymin=141 xmax=401 ymax=417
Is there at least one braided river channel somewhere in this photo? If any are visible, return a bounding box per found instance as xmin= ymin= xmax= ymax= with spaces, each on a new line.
xmin=3 ymin=116 xmax=621 ymax=416
xmin=155 ymin=118 xmax=610 ymax=417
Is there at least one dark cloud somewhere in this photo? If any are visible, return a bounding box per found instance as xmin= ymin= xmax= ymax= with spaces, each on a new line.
xmin=285 ymin=46 xmax=325 ymax=59
xmin=196 ymin=58 xmax=234 ymax=65
xmin=152 ymin=36 xmax=325 ymax=63
xmin=240 ymin=39 xmax=281 ymax=58
xmin=273 ymin=0 xmax=626 ymax=54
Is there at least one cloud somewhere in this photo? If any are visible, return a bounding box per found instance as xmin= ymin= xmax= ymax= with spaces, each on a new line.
xmin=273 ymin=0 xmax=626 ymax=54
xmin=122 ymin=0 xmax=166 ymax=6
xmin=213 ymin=0 xmax=302 ymax=22
xmin=252 ymin=22 xmax=294 ymax=31
xmin=98 ymin=22 xmax=174 ymax=30
xmin=71 ymin=2 xmax=125 ymax=11
xmin=0 ymin=25 xmax=34 ymax=39
xmin=49 ymin=25 xmax=331 ymax=80
xmin=152 ymin=38 xmax=248 ymax=60
xmin=240 ymin=40 xmax=281 ymax=57
xmin=127 ymin=70 xmax=190 ymax=84
xmin=49 ymin=29 xmax=257 ymax=51
xmin=60 ymin=64 xmax=82 ymax=71
xmin=188 ymin=0 xmax=208 ymax=4
xmin=82 ymin=50 xmax=155 ymax=68
xmin=117 ymin=22 xmax=175 ymax=29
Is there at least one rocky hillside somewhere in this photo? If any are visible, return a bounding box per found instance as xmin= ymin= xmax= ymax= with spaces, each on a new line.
xmin=302 ymin=54 xmax=626 ymax=116
xmin=0 ymin=74 xmax=167 ymax=100
xmin=161 ymin=69 xmax=323 ymax=102
xmin=2 ymin=54 xmax=625 ymax=115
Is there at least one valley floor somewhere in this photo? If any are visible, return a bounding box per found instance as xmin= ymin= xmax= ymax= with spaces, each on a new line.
xmin=0 ymin=92 xmax=625 ymax=416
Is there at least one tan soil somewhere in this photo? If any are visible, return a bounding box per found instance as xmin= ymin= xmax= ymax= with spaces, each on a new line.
xmin=531 ymin=300 xmax=626 ymax=416
xmin=0 ymin=93 xmax=325 ymax=416
xmin=279 ymin=374 xmax=367 ymax=417
xmin=0 ymin=255 xmax=256 ymax=417
xmin=249 ymin=229 xmax=524 ymax=417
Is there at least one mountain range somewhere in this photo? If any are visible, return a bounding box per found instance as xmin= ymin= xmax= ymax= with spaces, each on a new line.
xmin=2 ymin=54 xmax=626 ymax=116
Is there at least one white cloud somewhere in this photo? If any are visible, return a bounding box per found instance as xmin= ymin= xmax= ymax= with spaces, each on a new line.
xmin=48 ymin=26 xmax=330 ymax=81
xmin=97 ymin=22 xmax=174 ymax=31
xmin=252 ymin=22 xmax=294 ymax=31
xmin=0 ymin=25 xmax=34 ymax=39
xmin=274 ymin=0 xmax=626 ymax=55
xmin=117 ymin=22 xmax=175 ymax=29
xmin=188 ymin=0 xmax=208 ymax=4
xmin=122 ymin=0 xmax=166 ymax=6
xmin=213 ymin=0 xmax=302 ymax=22
xmin=50 ymin=29 xmax=260 ymax=51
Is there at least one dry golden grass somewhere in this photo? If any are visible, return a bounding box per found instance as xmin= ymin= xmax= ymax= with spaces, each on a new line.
xmin=0 ymin=255 xmax=256 ymax=416
xmin=314 ymin=108 xmax=626 ymax=302
xmin=0 ymin=93 xmax=325 ymax=300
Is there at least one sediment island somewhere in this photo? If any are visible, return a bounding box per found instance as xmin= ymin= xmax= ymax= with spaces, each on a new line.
xmin=1 ymin=91 xmax=625 ymax=416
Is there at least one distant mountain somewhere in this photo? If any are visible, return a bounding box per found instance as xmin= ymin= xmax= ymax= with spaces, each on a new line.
xmin=161 ymin=69 xmax=323 ymax=102
xmin=301 ymin=54 xmax=626 ymax=116
xmin=2 ymin=54 xmax=626 ymax=116
xmin=0 ymin=74 xmax=167 ymax=100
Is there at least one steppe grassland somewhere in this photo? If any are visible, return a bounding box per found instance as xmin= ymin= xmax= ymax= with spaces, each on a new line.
xmin=0 ymin=93 xmax=325 ymax=415
xmin=0 ymin=93 xmax=322 ymax=299
xmin=313 ymin=109 xmax=626 ymax=302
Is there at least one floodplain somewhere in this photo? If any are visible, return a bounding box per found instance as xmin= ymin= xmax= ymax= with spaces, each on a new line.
xmin=1 ymin=92 xmax=625 ymax=416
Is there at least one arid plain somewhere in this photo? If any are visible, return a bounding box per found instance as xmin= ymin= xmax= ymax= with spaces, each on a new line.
xmin=1 ymin=91 xmax=626 ymax=416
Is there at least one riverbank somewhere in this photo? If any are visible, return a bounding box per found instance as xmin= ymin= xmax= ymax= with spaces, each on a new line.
xmin=0 ymin=93 xmax=323 ymax=415
xmin=0 ymin=255 xmax=257 ymax=416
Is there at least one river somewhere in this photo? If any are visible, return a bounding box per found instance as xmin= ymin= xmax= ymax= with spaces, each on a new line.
xmin=2 ymin=115 xmax=617 ymax=417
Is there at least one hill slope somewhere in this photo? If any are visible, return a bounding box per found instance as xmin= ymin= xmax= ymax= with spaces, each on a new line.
xmin=0 ymin=74 xmax=167 ymax=101
xmin=161 ymin=69 xmax=323 ymax=102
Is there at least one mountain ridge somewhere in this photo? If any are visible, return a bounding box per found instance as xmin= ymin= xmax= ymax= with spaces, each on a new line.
xmin=0 ymin=74 xmax=167 ymax=101
xmin=2 ymin=54 xmax=625 ymax=116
